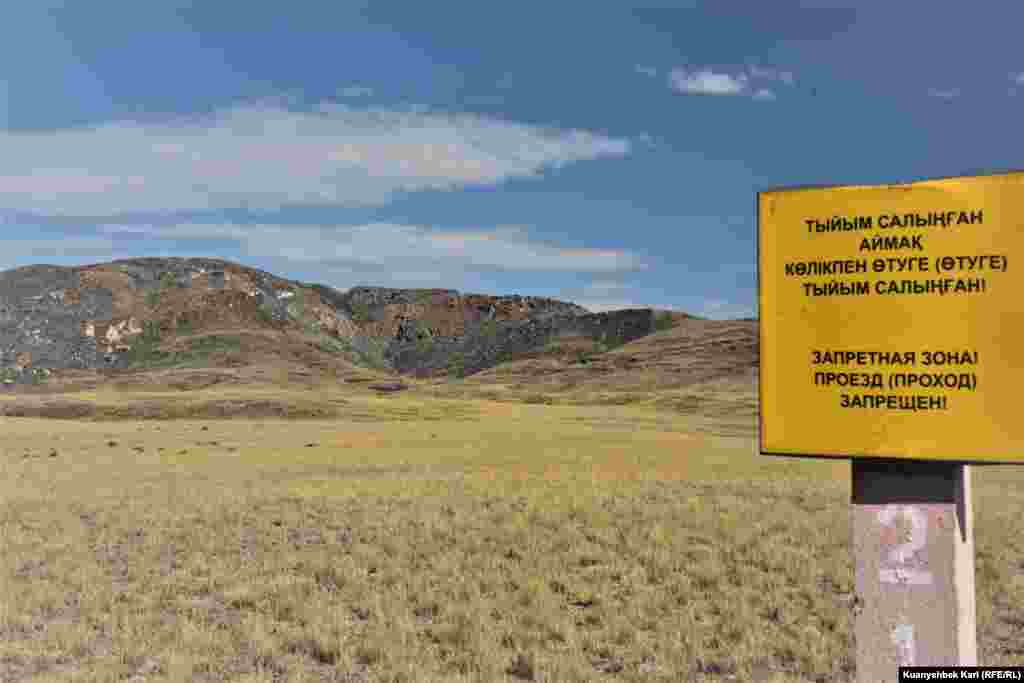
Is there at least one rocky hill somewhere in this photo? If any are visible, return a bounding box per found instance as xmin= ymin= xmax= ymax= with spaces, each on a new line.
xmin=0 ymin=257 xmax=686 ymax=387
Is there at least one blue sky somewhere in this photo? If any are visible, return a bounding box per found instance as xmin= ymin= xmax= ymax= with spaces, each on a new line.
xmin=2 ymin=2 xmax=1024 ymax=319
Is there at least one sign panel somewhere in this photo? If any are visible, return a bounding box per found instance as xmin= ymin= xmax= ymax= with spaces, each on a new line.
xmin=759 ymin=172 xmax=1024 ymax=463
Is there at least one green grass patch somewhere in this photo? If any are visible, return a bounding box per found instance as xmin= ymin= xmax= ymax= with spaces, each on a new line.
xmin=574 ymin=349 xmax=595 ymax=364
xmin=415 ymin=337 xmax=434 ymax=355
xmin=145 ymin=272 xmax=179 ymax=308
xmin=159 ymin=271 xmax=177 ymax=289
xmin=255 ymin=303 xmax=275 ymax=325
xmin=347 ymin=300 xmax=371 ymax=322
xmin=124 ymin=320 xmax=166 ymax=365
xmin=185 ymin=335 xmax=243 ymax=355
xmin=480 ymin=319 xmax=498 ymax=341
xmin=126 ymin=329 xmax=243 ymax=369
xmin=315 ymin=334 xmax=350 ymax=354
xmin=595 ymin=331 xmax=626 ymax=351
xmin=27 ymin=367 xmax=50 ymax=384
xmin=447 ymin=351 xmax=467 ymax=379
xmin=286 ymin=297 xmax=306 ymax=321
xmin=354 ymin=336 xmax=390 ymax=370
xmin=412 ymin=322 xmax=436 ymax=354
xmin=495 ymin=350 xmax=515 ymax=364
xmin=654 ymin=311 xmax=674 ymax=332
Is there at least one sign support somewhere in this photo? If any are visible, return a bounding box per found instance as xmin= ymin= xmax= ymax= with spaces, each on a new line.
xmin=754 ymin=172 xmax=1024 ymax=677
xmin=851 ymin=459 xmax=976 ymax=679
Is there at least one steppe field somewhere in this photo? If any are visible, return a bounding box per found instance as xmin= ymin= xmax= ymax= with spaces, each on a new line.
xmin=1 ymin=378 xmax=1023 ymax=682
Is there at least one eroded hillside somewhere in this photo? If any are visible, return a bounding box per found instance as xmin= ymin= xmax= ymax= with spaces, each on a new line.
xmin=0 ymin=257 xmax=684 ymax=390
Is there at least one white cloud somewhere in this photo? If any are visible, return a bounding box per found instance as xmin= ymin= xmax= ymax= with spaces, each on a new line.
xmin=97 ymin=222 xmax=648 ymax=273
xmin=927 ymin=88 xmax=961 ymax=99
xmin=666 ymin=64 xmax=792 ymax=100
xmin=338 ymin=86 xmax=374 ymax=97
xmin=669 ymin=68 xmax=748 ymax=96
xmin=0 ymin=103 xmax=633 ymax=217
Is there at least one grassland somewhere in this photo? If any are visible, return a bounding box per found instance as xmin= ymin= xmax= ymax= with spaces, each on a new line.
xmin=0 ymin=384 xmax=1022 ymax=681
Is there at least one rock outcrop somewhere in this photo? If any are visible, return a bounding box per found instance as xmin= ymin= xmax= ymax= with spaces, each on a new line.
xmin=0 ymin=257 xmax=668 ymax=384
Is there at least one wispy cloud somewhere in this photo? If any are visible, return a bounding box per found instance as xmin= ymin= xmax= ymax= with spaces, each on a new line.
xmin=97 ymin=222 xmax=648 ymax=273
xmin=635 ymin=65 xmax=658 ymax=78
xmin=1013 ymin=73 xmax=1024 ymax=85
xmin=666 ymin=64 xmax=789 ymax=101
xmin=669 ymin=68 xmax=748 ymax=96
xmin=927 ymin=88 xmax=961 ymax=99
xmin=0 ymin=102 xmax=633 ymax=217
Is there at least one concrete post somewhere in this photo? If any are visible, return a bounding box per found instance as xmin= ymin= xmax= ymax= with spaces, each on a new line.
xmin=851 ymin=460 xmax=977 ymax=680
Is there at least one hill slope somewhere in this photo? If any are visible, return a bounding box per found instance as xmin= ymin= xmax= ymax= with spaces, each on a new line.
xmin=420 ymin=316 xmax=758 ymax=434
xmin=0 ymin=257 xmax=757 ymax=429
xmin=0 ymin=258 xmax=681 ymax=380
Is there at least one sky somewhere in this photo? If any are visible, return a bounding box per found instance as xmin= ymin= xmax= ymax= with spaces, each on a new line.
xmin=2 ymin=2 xmax=1024 ymax=319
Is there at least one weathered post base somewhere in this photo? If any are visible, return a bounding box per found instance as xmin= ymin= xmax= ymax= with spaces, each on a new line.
xmin=851 ymin=459 xmax=977 ymax=680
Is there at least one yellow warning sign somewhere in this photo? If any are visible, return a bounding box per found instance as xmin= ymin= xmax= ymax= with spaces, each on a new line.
xmin=759 ymin=172 xmax=1024 ymax=463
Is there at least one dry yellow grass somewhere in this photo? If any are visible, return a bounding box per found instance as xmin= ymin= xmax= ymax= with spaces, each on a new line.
xmin=1 ymin=387 xmax=1022 ymax=681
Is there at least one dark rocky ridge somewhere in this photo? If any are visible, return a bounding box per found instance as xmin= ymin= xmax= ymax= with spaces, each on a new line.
xmin=0 ymin=257 xmax=668 ymax=384
xmin=387 ymin=308 xmax=659 ymax=378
